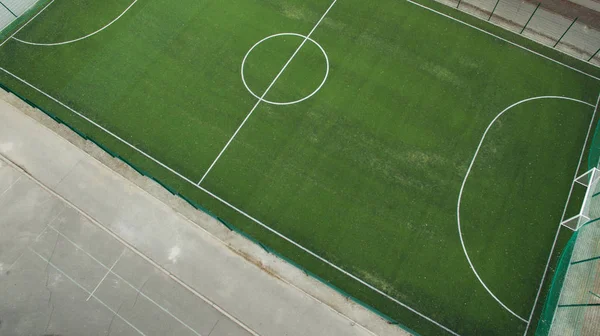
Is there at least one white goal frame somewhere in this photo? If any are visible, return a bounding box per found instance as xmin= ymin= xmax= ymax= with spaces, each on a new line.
xmin=561 ymin=168 xmax=600 ymax=231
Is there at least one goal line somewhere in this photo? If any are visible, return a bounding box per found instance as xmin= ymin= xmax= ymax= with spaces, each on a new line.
xmin=523 ymin=93 xmax=600 ymax=335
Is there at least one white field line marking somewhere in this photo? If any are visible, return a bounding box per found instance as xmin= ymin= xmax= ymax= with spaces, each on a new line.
xmin=197 ymin=0 xmax=338 ymax=185
xmin=0 ymin=150 xmax=260 ymax=336
xmin=0 ymin=69 xmax=462 ymax=336
xmin=404 ymin=0 xmax=600 ymax=82
xmin=28 ymin=247 xmax=147 ymax=336
xmin=457 ymin=96 xmax=595 ymax=324
xmin=86 ymin=249 xmax=125 ymax=301
xmin=13 ymin=0 xmax=137 ymax=46
xmin=522 ymin=93 xmax=600 ymax=335
xmin=46 ymin=225 xmax=203 ymax=336
xmin=0 ymin=0 xmax=55 ymax=48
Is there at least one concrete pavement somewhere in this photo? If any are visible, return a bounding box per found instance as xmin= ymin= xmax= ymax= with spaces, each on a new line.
xmin=0 ymin=90 xmax=407 ymax=336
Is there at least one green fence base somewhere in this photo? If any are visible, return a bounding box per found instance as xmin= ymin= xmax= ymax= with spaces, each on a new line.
xmin=535 ymin=233 xmax=577 ymax=335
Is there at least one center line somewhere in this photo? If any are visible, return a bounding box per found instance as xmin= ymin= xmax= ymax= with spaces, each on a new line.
xmin=197 ymin=0 xmax=338 ymax=185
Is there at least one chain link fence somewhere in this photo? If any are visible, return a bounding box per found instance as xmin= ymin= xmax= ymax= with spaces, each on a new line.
xmin=435 ymin=0 xmax=600 ymax=66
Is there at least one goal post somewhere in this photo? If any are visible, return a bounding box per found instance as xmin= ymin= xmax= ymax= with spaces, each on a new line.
xmin=561 ymin=168 xmax=600 ymax=231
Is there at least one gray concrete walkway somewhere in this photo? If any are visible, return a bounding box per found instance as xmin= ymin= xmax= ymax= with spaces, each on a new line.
xmin=0 ymin=93 xmax=406 ymax=336
xmin=0 ymin=165 xmax=252 ymax=336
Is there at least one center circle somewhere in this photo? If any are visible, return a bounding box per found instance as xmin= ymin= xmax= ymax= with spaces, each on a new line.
xmin=241 ymin=33 xmax=330 ymax=106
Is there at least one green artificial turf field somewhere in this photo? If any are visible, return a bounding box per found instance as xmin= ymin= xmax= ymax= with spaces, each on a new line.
xmin=1 ymin=0 xmax=600 ymax=334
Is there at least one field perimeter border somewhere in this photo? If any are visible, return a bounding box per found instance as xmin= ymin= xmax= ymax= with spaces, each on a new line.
xmin=0 ymin=68 xmax=461 ymax=336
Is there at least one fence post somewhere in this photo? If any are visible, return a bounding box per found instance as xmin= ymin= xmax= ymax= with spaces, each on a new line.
xmin=520 ymin=3 xmax=540 ymax=34
xmin=554 ymin=17 xmax=578 ymax=48
xmin=0 ymin=1 xmax=17 ymax=17
xmin=456 ymin=0 xmax=462 ymax=9
xmin=488 ymin=0 xmax=500 ymax=21
xmin=589 ymin=47 xmax=600 ymax=62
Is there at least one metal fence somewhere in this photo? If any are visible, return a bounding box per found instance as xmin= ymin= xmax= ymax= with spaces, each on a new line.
xmin=537 ymin=95 xmax=600 ymax=335
xmin=0 ymin=0 xmax=39 ymax=32
xmin=435 ymin=0 xmax=600 ymax=66
xmin=537 ymin=169 xmax=600 ymax=335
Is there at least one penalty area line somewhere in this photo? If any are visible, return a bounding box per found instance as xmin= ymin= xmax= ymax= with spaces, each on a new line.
xmin=522 ymin=92 xmax=600 ymax=336
xmin=0 ymin=66 xmax=461 ymax=336
xmin=196 ymin=0 xmax=338 ymax=186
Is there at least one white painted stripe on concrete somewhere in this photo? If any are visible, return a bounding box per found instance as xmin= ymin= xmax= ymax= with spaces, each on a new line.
xmin=28 ymin=247 xmax=148 ymax=336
